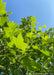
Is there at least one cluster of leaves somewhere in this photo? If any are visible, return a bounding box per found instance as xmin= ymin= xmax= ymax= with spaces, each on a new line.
xmin=0 ymin=0 xmax=54 ymax=75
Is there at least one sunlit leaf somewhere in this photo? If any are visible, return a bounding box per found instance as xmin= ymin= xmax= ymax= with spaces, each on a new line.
xmin=31 ymin=16 xmax=36 ymax=22
xmin=43 ymin=25 xmax=47 ymax=28
xmin=38 ymin=27 xmax=42 ymax=30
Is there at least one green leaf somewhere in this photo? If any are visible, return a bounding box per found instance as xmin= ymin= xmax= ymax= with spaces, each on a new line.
xmin=0 ymin=65 xmax=5 ymax=70
xmin=0 ymin=2 xmax=7 ymax=15
xmin=31 ymin=22 xmax=36 ymax=27
xmin=8 ymin=34 xmax=28 ymax=54
xmin=16 ymin=33 xmax=28 ymax=53
xmin=0 ymin=0 xmax=2 ymax=5
xmin=37 ymin=22 xmax=39 ymax=24
xmin=4 ymin=21 xmax=17 ymax=37
xmin=38 ymin=27 xmax=42 ymax=30
xmin=40 ymin=49 xmax=50 ymax=56
xmin=31 ymin=16 xmax=36 ymax=22
xmin=32 ymin=44 xmax=39 ymax=49
xmin=0 ymin=16 xmax=9 ymax=25
xmin=10 ymin=49 xmax=16 ymax=55
xmin=43 ymin=25 xmax=47 ymax=28
xmin=9 ymin=57 xmax=16 ymax=63
xmin=8 ymin=12 xmax=12 ymax=14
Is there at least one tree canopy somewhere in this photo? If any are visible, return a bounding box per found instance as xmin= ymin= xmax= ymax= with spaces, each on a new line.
xmin=0 ymin=0 xmax=54 ymax=75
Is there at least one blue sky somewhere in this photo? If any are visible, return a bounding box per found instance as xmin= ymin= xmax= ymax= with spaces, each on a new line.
xmin=3 ymin=0 xmax=54 ymax=30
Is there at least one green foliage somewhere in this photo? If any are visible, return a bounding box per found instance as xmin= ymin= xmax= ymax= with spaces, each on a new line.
xmin=0 ymin=0 xmax=54 ymax=75
xmin=0 ymin=0 xmax=7 ymax=15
